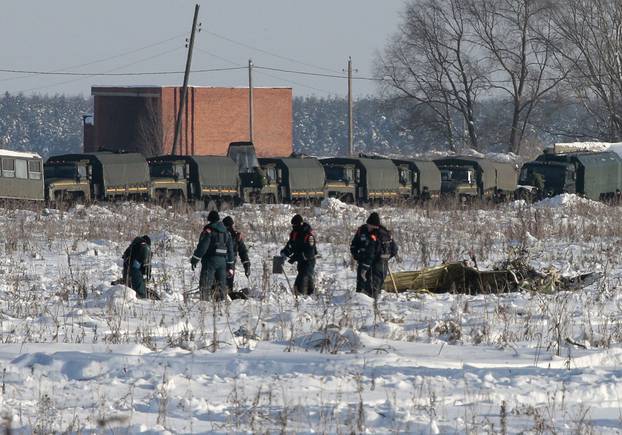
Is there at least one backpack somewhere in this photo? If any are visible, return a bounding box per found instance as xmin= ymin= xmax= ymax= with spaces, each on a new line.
xmin=377 ymin=227 xmax=397 ymax=260
xmin=208 ymin=231 xmax=228 ymax=257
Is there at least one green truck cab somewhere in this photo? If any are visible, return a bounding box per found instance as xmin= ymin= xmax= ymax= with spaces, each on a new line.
xmin=227 ymin=141 xmax=278 ymax=203
xmin=147 ymin=155 xmax=239 ymax=209
xmin=391 ymin=158 xmax=442 ymax=201
xmin=518 ymin=150 xmax=622 ymax=200
xmin=434 ymin=156 xmax=518 ymax=201
xmin=44 ymin=152 xmax=151 ymax=202
xmin=320 ymin=157 xmax=400 ymax=204
xmin=257 ymin=157 xmax=326 ymax=204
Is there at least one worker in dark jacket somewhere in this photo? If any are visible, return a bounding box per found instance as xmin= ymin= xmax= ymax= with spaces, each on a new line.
xmin=122 ymin=235 xmax=152 ymax=298
xmin=222 ymin=216 xmax=251 ymax=295
xmin=350 ymin=212 xmax=398 ymax=298
xmin=190 ymin=210 xmax=235 ymax=301
xmin=280 ymin=214 xmax=317 ymax=295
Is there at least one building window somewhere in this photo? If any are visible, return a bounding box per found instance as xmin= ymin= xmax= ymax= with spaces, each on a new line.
xmin=28 ymin=160 xmax=42 ymax=180
xmin=2 ymin=158 xmax=15 ymax=178
xmin=15 ymin=159 xmax=28 ymax=179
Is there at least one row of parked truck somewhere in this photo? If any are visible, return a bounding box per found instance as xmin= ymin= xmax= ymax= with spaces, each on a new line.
xmin=2 ymin=141 xmax=622 ymax=207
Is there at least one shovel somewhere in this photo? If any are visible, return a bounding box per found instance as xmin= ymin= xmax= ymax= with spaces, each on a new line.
xmin=272 ymin=255 xmax=295 ymax=295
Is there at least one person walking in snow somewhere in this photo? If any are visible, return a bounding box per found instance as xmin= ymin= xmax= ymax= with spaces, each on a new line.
xmin=222 ymin=215 xmax=251 ymax=299
xmin=190 ymin=210 xmax=235 ymax=301
xmin=350 ymin=212 xmax=398 ymax=298
xmin=280 ymin=214 xmax=317 ymax=295
xmin=121 ymin=235 xmax=152 ymax=299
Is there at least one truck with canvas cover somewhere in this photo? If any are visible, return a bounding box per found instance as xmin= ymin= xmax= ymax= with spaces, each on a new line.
xmin=227 ymin=141 xmax=278 ymax=203
xmin=320 ymin=157 xmax=400 ymax=204
xmin=392 ymin=158 xmax=441 ymax=201
xmin=44 ymin=152 xmax=151 ymax=202
xmin=434 ymin=156 xmax=517 ymax=200
xmin=258 ymin=156 xmax=326 ymax=204
xmin=148 ymin=155 xmax=239 ymax=208
xmin=517 ymin=150 xmax=622 ymax=200
xmin=0 ymin=149 xmax=44 ymax=201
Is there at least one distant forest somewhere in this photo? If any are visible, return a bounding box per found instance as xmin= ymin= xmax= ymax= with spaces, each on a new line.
xmin=0 ymin=92 xmax=604 ymax=158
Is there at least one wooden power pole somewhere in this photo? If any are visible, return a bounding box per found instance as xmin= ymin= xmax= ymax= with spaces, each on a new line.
xmin=171 ymin=4 xmax=200 ymax=155
xmin=347 ymin=57 xmax=354 ymax=156
xmin=248 ymin=59 xmax=254 ymax=143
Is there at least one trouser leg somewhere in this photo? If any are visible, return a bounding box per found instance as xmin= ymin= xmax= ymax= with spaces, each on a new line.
xmin=130 ymin=268 xmax=146 ymax=298
xmin=214 ymin=264 xmax=227 ymax=301
xmin=199 ymin=263 xmax=216 ymax=301
xmin=294 ymin=260 xmax=315 ymax=295
xmin=226 ymin=270 xmax=235 ymax=293
xmin=356 ymin=264 xmax=371 ymax=294
xmin=370 ymin=261 xmax=387 ymax=299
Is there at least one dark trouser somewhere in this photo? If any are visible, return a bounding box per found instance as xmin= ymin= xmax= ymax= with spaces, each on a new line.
xmin=356 ymin=260 xmax=387 ymax=299
xmin=199 ymin=256 xmax=227 ymax=301
xmin=294 ymin=259 xmax=315 ymax=295
xmin=129 ymin=267 xmax=146 ymax=298
xmin=226 ymin=266 xmax=235 ymax=292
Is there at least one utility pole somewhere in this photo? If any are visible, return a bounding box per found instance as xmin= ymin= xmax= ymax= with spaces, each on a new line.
xmin=171 ymin=4 xmax=200 ymax=155
xmin=347 ymin=57 xmax=354 ymax=156
xmin=248 ymin=59 xmax=254 ymax=143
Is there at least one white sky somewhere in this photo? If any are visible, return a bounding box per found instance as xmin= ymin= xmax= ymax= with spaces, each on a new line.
xmin=0 ymin=0 xmax=405 ymax=99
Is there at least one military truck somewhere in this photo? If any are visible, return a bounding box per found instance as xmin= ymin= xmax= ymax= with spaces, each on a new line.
xmin=227 ymin=141 xmax=279 ymax=203
xmin=391 ymin=158 xmax=442 ymax=201
xmin=434 ymin=156 xmax=517 ymax=201
xmin=147 ymin=155 xmax=239 ymax=209
xmin=0 ymin=149 xmax=45 ymax=201
xmin=44 ymin=152 xmax=151 ymax=202
xmin=517 ymin=150 xmax=622 ymax=200
xmin=258 ymin=157 xmax=326 ymax=204
xmin=320 ymin=157 xmax=400 ymax=204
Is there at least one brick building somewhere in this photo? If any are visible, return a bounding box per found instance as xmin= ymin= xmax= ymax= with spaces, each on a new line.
xmin=86 ymin=86 xmax=292 ymax=157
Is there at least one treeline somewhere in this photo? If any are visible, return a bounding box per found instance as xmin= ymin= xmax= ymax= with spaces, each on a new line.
xmin=0 ymin=91 xmax=606 ymax=158
xmin=0 ymin=92 xmax=90 ymax=156
xmin=293 ymin=95 xmax=595 ymax=157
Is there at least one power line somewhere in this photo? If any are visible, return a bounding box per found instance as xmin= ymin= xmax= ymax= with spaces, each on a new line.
xmin=1 ymin=65 xmax=246 ymax=78
xmin=18 ymin=46 xmax=187 ymax=93
xmin=204 ymin=30 xmax=343 ymax=75
xmin=0 ymin=33 xmax=187 ymax=83
xmin=254 ymin=69 xmax=336 ymax=95
xmin=194 ymin=47 xmax=335 ymax=94
xmin=254 ymin=65 xmax=381 ymax=81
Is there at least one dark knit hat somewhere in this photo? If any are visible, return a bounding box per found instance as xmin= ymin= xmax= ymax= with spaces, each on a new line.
xmin=207 ymin=210 xmax=220 ymax=223
xmin=291 ymin=214 xmax=303 ymax=226
xmin=222 ymin=216 xmax=234 ymax=227
xmin=366 ymin=212 xmax=380 ymax=226
xmin=142 ymin=235 xmax=151 ymax=245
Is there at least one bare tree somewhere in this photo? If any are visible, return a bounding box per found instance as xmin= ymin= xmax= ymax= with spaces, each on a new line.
xmin=377 ymin=0 xmax=489 ymax=151
xmin=135 ymin=97 xmax=166 ymax=157
xmin=549 ymin=0 xmax=622 ymax=141
xmin=468 ymin=0 xmax=566 ymax=154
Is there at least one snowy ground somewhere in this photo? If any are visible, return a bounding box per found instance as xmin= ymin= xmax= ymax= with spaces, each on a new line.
xmin=1 ymin=197 xmax=622 ymax=433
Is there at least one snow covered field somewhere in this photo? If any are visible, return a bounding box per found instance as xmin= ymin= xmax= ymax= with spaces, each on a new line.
xmin=1 ymin=197 xmax=622 ymax=433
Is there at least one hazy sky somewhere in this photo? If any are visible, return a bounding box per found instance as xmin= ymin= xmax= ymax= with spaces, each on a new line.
xmin=0 ymin=0 xmax=405 ymax=99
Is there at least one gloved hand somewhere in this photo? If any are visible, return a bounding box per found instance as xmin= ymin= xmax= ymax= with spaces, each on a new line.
xmin=243 ymin=262 xmax=251 ymax=278
xmin=190 ymin=257 xmax=199 ymax=271
xmin=279 ymin=250 xmax=288 ymax=259
xmin=227 ymin=268 xmax=234 ymax=278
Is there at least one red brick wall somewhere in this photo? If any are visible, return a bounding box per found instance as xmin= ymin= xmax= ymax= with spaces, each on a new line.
xmin=161 ymin=87 xmax=292 ymax=156
xmin=91 ymin=86 xmax=292 ymax=157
